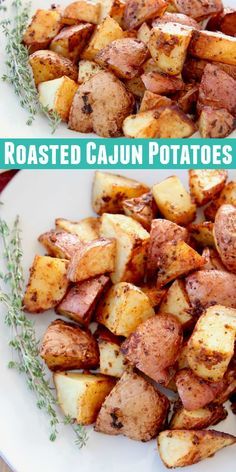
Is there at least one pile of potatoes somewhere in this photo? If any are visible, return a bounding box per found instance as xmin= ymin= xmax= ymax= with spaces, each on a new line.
xmin=23 ymin=0 xmax=236 ymax=137
xmin=23 ymin=170 xmax=236 ymax=468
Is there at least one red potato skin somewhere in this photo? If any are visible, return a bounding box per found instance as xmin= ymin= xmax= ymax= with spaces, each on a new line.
xmin=171 ymin=0 xmax=223 ymax=20
xmin=123 ymin=0 xmax=168 ymax=30
xmin=142 ymin=72 xmax=184 ymax=95
xmin=152 ymin=12 xmax=200 ymax=29
xmin=183 ymin=57 xmax=236 ymax=83
xmin=94 ymin=325 xmax=124 ymax=345
xmin=213 ymin=204 xmax=236 ymax=273
xmin=38 ymin=230 xmax=83 ymax=259
xmin=207 ymin=8 xmax=236 ymax=36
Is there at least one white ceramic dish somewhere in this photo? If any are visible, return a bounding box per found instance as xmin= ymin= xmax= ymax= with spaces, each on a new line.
xmin=0 ymin=169 xmax=235 ymax=472
xmin=0 ymin=0 xmax=235 ymax=138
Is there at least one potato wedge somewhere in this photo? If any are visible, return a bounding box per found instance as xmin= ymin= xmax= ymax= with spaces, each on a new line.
xmin=50 ymin=24 xmax=94 ymax=62
xmin=197 ymin=64 xmax=236 ymax=116
xmin=100 ymin=213 xmax=149 ymax=284
xmin=121 ymin=314 xmax=183 ymax=385
xmin=152 ymin=175 xmax=196 ymax=225
xmin=23 ymin=255 xmax=69 ymax=313
xmin=62 ymin=0 xmax=101 ymax=25
xmin=38 ymin=230 xmax=82 ymax=258
xmin=188 ymin=221 xmax=215 ymax=248
xmin=213 ymin=204 xmax=236 ymax=273
xmin=67 ymin=238 xmax=116 ymax=282
xmin=159 ymin=280 xmax=193 ymax=328
xmin=141 ymin=71 xmax=184 ymax=94
xmin=137 ymin=22 xmax=151 ymax=44
xmin=152 ymin=11 xmax=200 ymax=29
xmin=99 ymin=340 xmax=126 ymax=377
xmin=123 ymin=110 xmax=162 ymax=138
xmin=68 ymin=71 xmax=134 ymax=137
xmin=202 ymin=247 xmax=226 ymax=271
xmin=22 ymin=9 xmax=62 ymax=53
xmin=168 ymin=0 xmax=223 ymax=20
xmin=185 ymin=270 xmax=236 ymax=311
xmin=139 ymin=91 xmax=172 ymax=112
xmin=78 ymin=59 xmax=103 ymax=83
xmin=29 ymin=50 xmax=77 ymax=86
xmin=199 ymin=107 xmax=235 ymax=138
xmin=187 ymin=305 xmax=236 ymax=381
xmin=55 ymin=216 xmax=100 ymax=242
xmin=95 ymin=371 xmax=169 ymax=441
xmin=38 ymin=76 xmax=78 ymax=122
xmin=81 ymin=16 xmax=124 ymax=61
xmin=189 ymin=170 xmax=228 ymax=207
xmin=40 ymin=319 xmax=99 ymax=371
xmin=95 ymin=38 xmax=148 ymax=79
xmin=189 ymin=30 xmax=236 ymax=66
xmin=148 ymin=23 xmax=192 ymax=76
xmin=123 ymin=0 xmax=167 ymax=30
xmin=170 ymin=403 xmax=227 ymax=430
xmin=92 ymin=171 xmax=149 ymax=215
xmin=96 ymin=282 xmax=155 ymax=336
xmin=54 ymin=372 xmax=115 ymax=425
xmin=56 ymin=275 xmax=110 ymax=326
xmin=204 ymin=181 xmax=236 ymax=221
xmin=158 ymin=429 xmax=236 ymax=468
xmin=122 ymin=192 xmax=157 ymax=230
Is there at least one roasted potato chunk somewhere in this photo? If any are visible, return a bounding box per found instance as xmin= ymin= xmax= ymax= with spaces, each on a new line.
xmin=137 ymin=22 xmax=151 ymax=44
xmin=62 ymin=0 xmax=101 ymax=25
xmin=187 ymin=305 xmax=236 ymax=382
xmin=202 ymin=247 xmax=226 ymax=271
xmin=95 ymin=371 xmax=169 ymax=441
xmin=204 ymin=181 xmax=236 ymax=221
xmin=121 ymin=314 xmax=182 ymax=385
xmin=23 ymin=255 xmax=69 ymax=313
xmin=40 ymin=319 xmax=99 ymax=371
xmin=199 ymin=107 xmax=235 ymax=138
xmin=188 ymin=221 xmax=215 ymax=248
xmin=216 ymin=9 xmax=236 ymax=36
xmin=168 ymin=0 xmax=223 ymax=20
xmin=38 ymin=230 xmax=82 ymax=258
xmin=100 ymin=213 xmax=150 ymax=284
xmin=170 ymin=403 xmax=227 ymax=430
xmin=177 ymin=85 xmax=199 ymax=114
xmin=81 ymin=16 xmax=124 ymax=61
xmin=38 ymin=76 xmax=78 ymax=122
xmin=152 ymin=11 xmax=200 ymax=29
xmin=29 ymin=50 xmax=77 ymax=86
xmin=139 ymin=284 xmax=167 ymax=308
xmin=95 ymin=38 xmax=148 ymax=79
xmin=197 ymin=64 xmax=236 ymax=116
xmin=189 ymin=30 xmax=236 ymax=66
xmin=189 ymin=169 xmax=228 ymax=207
xmin=139 ymin=91 xmax=172 ymax=112
xmin=100 ymin=0 xmax=126 ymax=24
xmin=50 ymin=24 xmax=94 ymax=62
xmin=96 ymin=282 xmax=155 ymax=336
xmin=68 ymin=71 xmax=134 ymax=137
xmin=215 ymin=361 xmax=236 ymax=404
xmin=141 ymin=71 xmax=184 ymax=94
xmin=54 ymin=372 xmax=115 ymax=425
xmin=159 ymin=279 xmax=193 ymax=328
xmin=67 ymin=238 xmax=116 ymax=282
xmin=23 ymin=9 xmax=62 ymax=53
xmin=123 ymin=0 xmax=167 ymax=30
xmin=78 ymin=59 xmax=103 ymax=83
xmin=152 ymin=175 xmax=196 ymax=225
xmin=183 ymin=57 xmax=236 ymax=82
xmin=99 ymin=340 xmax=126 ymax=377
xmin=55 ymin=216 xmax=100 ymax=242
xmin=124 ymin=76 xmax=146 ymax=97
xmin=56 ymin=275 xmax=110 ymax=326
xmin=214 ymin=204 xmax=236 ymax=273
xmin=158 ymin=429 xmax=236 ymax=468
xmin=148 ymin=23 xmax=192 ymax=76
xmin=122 ymin=192 xmax=157 ymax=230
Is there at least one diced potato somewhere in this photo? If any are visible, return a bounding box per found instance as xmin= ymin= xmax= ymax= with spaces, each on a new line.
xmin=56 ymin=275 xmax=110 ymax=326
xmin=22 ymin=9 xmax=62 ymax=53
xmin=122 ymin=192 xmax=157 ymax=230
xmin=40 ymin=319 xmax=99 ymax=371
xmin=96 ymin=282 xmax=155 ymax=337
xmin=168 ymin=0 xmax=223 ymax=20
xmin=121 ymin=313 xmax=183 ymax=385
xmin=188 ymin=221 xmax=215 ymax=248
xmin=177 ymin=85 xmax=199 ymax=114
xmin=204 ymin=181 xmax=236 ymax=221
xmin=152 ymin=11 xmax=200 ymax=29
xmin=148 ymin=23 xmax=192 ymax=76
xmin=54 ymin=372 xmax=115 ymax=425
xmin=214 ymin=362 xmax=236 ymax=404
xmin=139 ymin=285 xmax=166 ymax=308
xmin=199 ymin=107 xmax=235 ymax=138
xmin=139 ymin=91 xmax=172 ymax=112
xmin=189 ymin=170 xmax=228 ymax=207
xmin=152 ymin=175 xmax=196 ymax=225
xmin=100 ymin=213 xmax=150 ymax=284
xmin=158 ymin=430 xmax=236 ymax=468
xmin=23 ymin=255 xmax=69 ymax=313
xmin=123 ymin=0 xmax=168 ymax=30
xmin=78 ymin=59 xmax=103 ymax=83
xmin=38 ymin=76 xmax=78 ymax=121
xmin=50 ymin=24 xmax=94 ymax=62
xmin=92 ymin=171 xmax=149 ymax=215
xmin=38 ymin=230 xmax=82 ymax=258
xmin=29 ymin=50 xmax=77 ymax=86
xmin=189 ymin=30 xmax=236 ymax=66
xmin=105 ymin=0 xmax=126 ymax=25
xmin=187 ymin=305 xmax=236 ymax=382
xmin=62 ymin=0 xmax=101 ymax=25
xmin=202 ymin=247 xmax=226 ymax=271
xmin=55 ymin=217 xmax=100 ymax=242
xmin=137 ymin=22 xmax=151 ymax=44
xmin=95 ymin=371 xmax=169 ymax=441
xmin=159 ymin=279 xmax=193 ymax=328
xmin=183 ymin=57 xmax=236 ymax=82
xmin=123 ymin=110 xmax=162 ymax=138
xmin=141 ymin=71 xmax=184 ymax=94
xmin=218 ymin=9 xmax=236 ymax=36
xmin=124 ymin=76 xmax=146 ymax=97
xmin=170 ymin=403 xmax=227 ymax=430
xmin=99 ymin=340 xmax=126 ymax=377
xmin=81 ymin=16 xmax=124 ymax=61
xmin=67 ymin=238 xmax=116 ymax=282
xmin=213 ymin=204 xmax=236 ymax=273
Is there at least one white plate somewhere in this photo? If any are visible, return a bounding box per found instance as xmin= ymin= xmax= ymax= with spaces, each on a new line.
xmin=0 ymin=169 xmax=236 ymax=472
xmin=0 ymin=0 xmax=235 ymax=138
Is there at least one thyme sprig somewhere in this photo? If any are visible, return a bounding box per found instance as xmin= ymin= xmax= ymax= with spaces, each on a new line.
xmin=64 ymin=415 xmax=89 ymax=449
xmin=1 ymin=0 xmax=61 ymax=132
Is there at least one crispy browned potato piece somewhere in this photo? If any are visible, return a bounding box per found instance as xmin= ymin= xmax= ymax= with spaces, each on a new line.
xmin=152 ymin=11 xmax=200 ymax=28
xmin=56 ymin=275 xmax=110 ymax=326
xmin=168 ymin=0 xmax=223 ymax=20
xmin=175 ymin=368 xmax=225 ymax=410
xmin=40 ymin=319 xmax=99 ymax=371
xmin=121 ymin=314 xmax=183 ymax=385
xmin=29 ymin=50 xmax=77 ymax=86
xmin=55 ymin=216 xmax=100 ymax=242
xmin=123 ymin=0 xmax=167 ymax=30
xmin=183 ymin=57 xmax=236 ymax=82
xmin=95 ymin=370 xmax=170 ymax=441
xmin=100 ymin=0 xmax=126 ymax=25
xmin=188 ymin=221 xmax=215 ymax=248
xmin=199 ymin=107 xmax=235 ymax=138
xmin=158 ymin=429 xmax=236 ymax=468
xmin=213 ymin=204 xmax=236 ymax=273
xmin=208 ymin=8 xmax=236 ymax=36
xmin=95 ymin=38 xmax=148 ymax=79
xmin=141 ymin=71 xmax=184 ymax=94
xmin=189 ymin=170 xmax=228 ymax=206
xmin=122 ymin=192 xmax=157 ymax=230
xmin=81 ymin=16 xmax=124 ymax=61
xmin=177 ymin=85 xmax=199 ymax=114
xmin=124 ymin=76 xmax=146 ymax=97
xmin=38 ymin=230 xmax=82 ymax=259
xmin=214 ymin=361 xmax=236 ymax=404
xmin=67 ymin=238 xmax=116 ymax=282
xmin=50 ymin=24 xmax=94 ymax=62
xmin=170 ymin=403 xmax=227 ymax=430
xmin=202 ymin=247 xmax=226 ymax=271
xmin=38 ymin=76 xmax=78 ymax=122
xmin=62 ymin=0 xmax=101 ymax=25
xmin=197 ymin=64 xmax=236 ymax=116
xmin=68 ymin=71 xmax=134 ymax=137
xmin=204 ymin=181 xmax=236 ymax=221
xmin=139 ymin=91 xmax=172 ymax=112
xmin=139 ymin=284 xmax=167 ymax=308
xmin=189 ymin=29 xmax=236 ymax=66
xmin=185 ymin=270 xmax=236 ymax=311
xmin=158 ymin=279 xmax=193 ymax=329
xmin=22 ymin=9 xmax=62 ymax=53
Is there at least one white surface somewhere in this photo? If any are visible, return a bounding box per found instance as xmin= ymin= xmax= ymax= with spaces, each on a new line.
xmin=0 ymin=169 xmax=236 ymax=472
xmin=0 ymin=0 xmax=235 ymax=138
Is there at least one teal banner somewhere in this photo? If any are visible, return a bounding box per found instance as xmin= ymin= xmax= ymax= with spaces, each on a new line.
xmin=0 ymin=138 xmax=235 ymax=169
